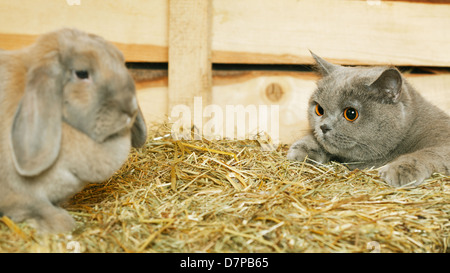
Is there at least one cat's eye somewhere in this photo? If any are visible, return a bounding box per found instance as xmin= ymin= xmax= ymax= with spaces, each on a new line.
xmin=315 ymin=104 xmax=324 ymax=116
xmin=344 ymin=107 xmax=359 ymax=121
xmin=75 ymin=70 xmax=89 ymax=80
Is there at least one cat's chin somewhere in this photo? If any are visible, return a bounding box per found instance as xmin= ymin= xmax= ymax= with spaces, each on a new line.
xmin=316 ymin=135 xmax=357 ymax=158
xmin=319 ymin=137 xmax=387 ymax=164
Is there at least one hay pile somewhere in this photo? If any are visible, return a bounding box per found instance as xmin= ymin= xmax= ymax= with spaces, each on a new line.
xmin=0 ymin=123 xmax=449 ymax=253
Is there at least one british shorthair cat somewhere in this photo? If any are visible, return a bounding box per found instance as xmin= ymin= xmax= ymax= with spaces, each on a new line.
xmin=287 ymin=52 xmax=450 ymax=187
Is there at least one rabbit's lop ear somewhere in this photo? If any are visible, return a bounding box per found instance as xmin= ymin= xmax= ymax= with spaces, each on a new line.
xmin=131 ymin=106 xmax=147 ymax=148
xmin=11 ymin=36 xmax=63 ymax=176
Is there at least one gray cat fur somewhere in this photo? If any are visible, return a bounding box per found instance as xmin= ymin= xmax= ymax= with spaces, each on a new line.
xmin=287 ymin=52 xmax=450 ymax=187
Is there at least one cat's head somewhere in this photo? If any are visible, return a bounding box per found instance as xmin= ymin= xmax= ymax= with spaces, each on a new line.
xmin=308 ymin=52 xmax=412 ymax=163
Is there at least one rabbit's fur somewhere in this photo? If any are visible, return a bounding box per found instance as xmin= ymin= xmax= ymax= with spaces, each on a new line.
xmin=0 ymin=28 xmax=147 ymax=233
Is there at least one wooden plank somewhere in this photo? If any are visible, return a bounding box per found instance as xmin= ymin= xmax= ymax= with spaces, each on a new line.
xmin=168 ymin=0 xmax=213 ymax=130
xmin=135 ymin=70 xmax=450 ymax=144
xmin=211 ymin=0 xmax=450 ymax=66
xmin=387 ymin=0 xmax=450 ymax=3
xmin=1 ymin=0 xmax=450 ymax=66
xmin=0 ymin=33 xmax=168 ymax=63
xmin=0 ymin=0 xmax=168 ymax=61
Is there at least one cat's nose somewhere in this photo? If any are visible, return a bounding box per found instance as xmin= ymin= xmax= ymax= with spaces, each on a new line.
xmin=320 ymin=124 xmax=331 ymax=134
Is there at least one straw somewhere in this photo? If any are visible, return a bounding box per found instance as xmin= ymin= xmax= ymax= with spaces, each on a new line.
xmin=0 ymin=122 xmax=448 ymax=253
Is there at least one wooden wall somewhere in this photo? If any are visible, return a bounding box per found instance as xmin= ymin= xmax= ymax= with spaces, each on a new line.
xmin=1 ymin=0 xmax=449 ymax=144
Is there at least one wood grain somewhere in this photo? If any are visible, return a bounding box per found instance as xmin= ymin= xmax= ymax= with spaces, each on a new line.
xmin=168 ymin=0 xmax=212 ymax=108
xmin=167 ymin=0 xmax=213 ymax=136
xmin=1 ymin=0 xmax=449 ymax=66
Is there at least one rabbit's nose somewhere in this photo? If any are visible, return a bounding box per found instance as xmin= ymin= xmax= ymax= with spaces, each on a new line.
xmin=121 ymin=97 xmax=138 ymax=117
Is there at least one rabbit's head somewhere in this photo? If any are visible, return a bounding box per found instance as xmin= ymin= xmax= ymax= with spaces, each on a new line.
xmin=11 ymin=28 xmax=147 ymax=177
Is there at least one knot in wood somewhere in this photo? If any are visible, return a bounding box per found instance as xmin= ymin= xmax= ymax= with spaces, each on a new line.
xmin=265 ymin=82 xmax=284 ymax=102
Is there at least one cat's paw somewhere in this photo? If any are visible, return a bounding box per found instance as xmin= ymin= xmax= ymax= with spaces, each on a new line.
xmin=287 ymin=142 xmax=309 ymax=161
xmin=287 ymin=135 xmax=329 ymax=163
xmin=378 ymin=157 xmax=431 ymax=187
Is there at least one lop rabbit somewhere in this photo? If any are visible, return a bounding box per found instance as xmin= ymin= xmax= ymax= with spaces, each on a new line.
xmin=0 ymin=28 xmax=147 ymax=233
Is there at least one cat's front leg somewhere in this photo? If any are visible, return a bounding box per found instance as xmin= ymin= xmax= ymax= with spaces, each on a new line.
xmin=379 ymin=147 xmax=450 ymax=187
xmin=287 ymin=134 xmax=330 ymax=163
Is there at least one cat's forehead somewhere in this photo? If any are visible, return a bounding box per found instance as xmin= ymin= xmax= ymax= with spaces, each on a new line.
xmin=314 ymin=66 xmax=388 ymax=101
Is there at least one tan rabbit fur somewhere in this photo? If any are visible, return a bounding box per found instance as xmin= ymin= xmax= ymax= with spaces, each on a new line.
xmin=0 ymin=29 xmax=147 ymax=233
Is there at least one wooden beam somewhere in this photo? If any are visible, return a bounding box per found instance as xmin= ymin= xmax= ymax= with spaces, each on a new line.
xmin=168 ymin=0 xmax=212 ymax=132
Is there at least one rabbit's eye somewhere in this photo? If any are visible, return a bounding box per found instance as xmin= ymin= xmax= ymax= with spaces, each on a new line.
xmin=75 ymin=70 xmax=89 ymax=80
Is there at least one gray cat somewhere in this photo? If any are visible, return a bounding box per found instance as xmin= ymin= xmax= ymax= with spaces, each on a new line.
xmin=287 ymin=52 xmax=450 ymax=187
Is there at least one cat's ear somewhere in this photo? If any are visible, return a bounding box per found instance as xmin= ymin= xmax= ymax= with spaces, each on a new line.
xmin=310 ymin=51 xmax=339 ymax=76
xmin=369 ymin=68 xmax=403 ymax=103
